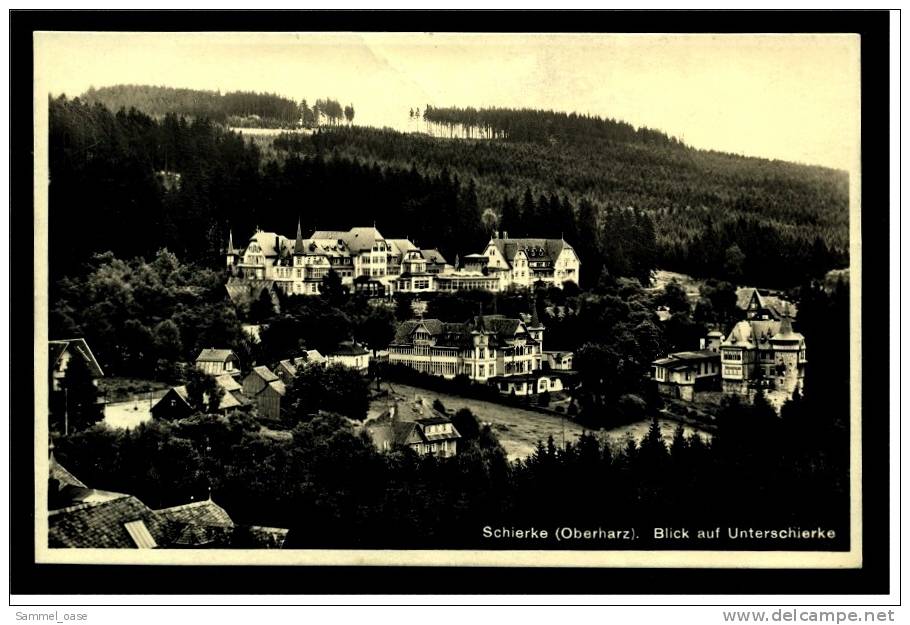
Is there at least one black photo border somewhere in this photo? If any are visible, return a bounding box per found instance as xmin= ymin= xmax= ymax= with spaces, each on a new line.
xmin=10 ymin=9 xmax=893 ymax=598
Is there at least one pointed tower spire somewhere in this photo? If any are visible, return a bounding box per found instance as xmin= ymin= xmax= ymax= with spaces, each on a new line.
xmin=530 ymin=298 xmax=541 ymax=328
xmin=227 ymin=228 xmax=236 ymax=255
xmin=475 ymin=302 xmax=487 ymax=333
xmin=294 ymin=216 xmax=305 ymax=254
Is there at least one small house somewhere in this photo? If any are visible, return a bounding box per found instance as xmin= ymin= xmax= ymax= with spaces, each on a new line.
xmin=324 ymin=341 xmax=370 ymax=373
xmin=150 ymin=379 xmax=245 ymax=420
xmin=195 ymin=349 xmax=240 ymax=377
xmin=241 ymin=366 xmax=286 ymax=420
xmin=275 ymin=350 xmax=325 ymax=385
xmin=366 ymin=399 xmax=461 ymax=458
xmin=651 ymin=350 xmax=721 ymax=401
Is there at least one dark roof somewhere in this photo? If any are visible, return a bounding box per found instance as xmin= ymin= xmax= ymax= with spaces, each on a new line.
xmin=421 ymin=249 xmax=448 ymax=264
xmin=327 ymin=341 xmax=369 ymax=356
xmin=156 ymin=499 xmax=234 ymax=528
xmin=49 ymin=338 xmax=104 ymax=377
xmin=196 ymin=349 xmax=237 ymax=363
xmin=415 ymin=416 xmax=451 ymax=426
xmin=392 ymin=316 xmax=528 ymax=349
xmin=736 ymin=288 xmax=797 ymax=319
xmin=311 ymin=227 xmax=384 ymax=253
xmin=489 ymin=237 xmax=574 ymax=266
xmin=49 ymin=496 xmax=171 ymax=548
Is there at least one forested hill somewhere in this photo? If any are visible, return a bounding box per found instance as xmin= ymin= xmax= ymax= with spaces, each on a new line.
xmin=80 ymin=85 xmax=304 ymax=127
xmin=420 ymin=105 xmax=681 ymax=148
xmin=276 ymin=123 xmax=850 ymax=284
xmin=48 ymin=95 xmax=848 ymax=290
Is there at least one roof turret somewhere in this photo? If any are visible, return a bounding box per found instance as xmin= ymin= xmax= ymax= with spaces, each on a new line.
xmin=226 ymin=230 xmax=237 ymax=256
xmin=294 ymin=217 xmax=305 ymax=254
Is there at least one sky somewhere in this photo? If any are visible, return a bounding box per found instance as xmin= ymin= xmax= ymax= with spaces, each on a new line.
xmin=35 ymin=32 xmax=860 ymax=172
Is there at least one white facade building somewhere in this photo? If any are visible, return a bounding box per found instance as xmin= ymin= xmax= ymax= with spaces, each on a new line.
xmin=227 ymin=225 xmax=581 ymax=296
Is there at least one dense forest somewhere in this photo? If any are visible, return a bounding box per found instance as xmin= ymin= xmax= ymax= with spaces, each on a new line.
xmin=48 ymin=96 xmax=651 ymax=288
xmin=277 ymin=123 xmax=849 ymax=287
xmin=420 ymin=105 xmax=682 ymax=147
xmin=49 ymin=95 xmax=848 ymax=290
xmin=79 ymin=85 xmax=351 ymax=128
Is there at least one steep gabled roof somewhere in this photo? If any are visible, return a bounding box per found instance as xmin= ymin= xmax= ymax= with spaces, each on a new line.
xmin=49 ymin=338 xmax=104 ymax=377
xmin=736 ymin=288 xmax=797 ymax=320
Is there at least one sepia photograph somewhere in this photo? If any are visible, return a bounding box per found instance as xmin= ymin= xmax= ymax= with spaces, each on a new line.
xmin=23 ymin=18 xmax=883 ymax=580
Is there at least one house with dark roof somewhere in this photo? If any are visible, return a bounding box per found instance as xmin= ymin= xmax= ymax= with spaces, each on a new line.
xmin=324 ymin=342 xmax=370 ymax=373
xmin=47 ymin=455 xmax=288 ymax=549
xmin=477 ymin=232 xmax=580 ymax=289
xmin=275 ymin=350 xmax=325 ymax=385
xmin=195 ymin=348 xmax=240 ymax=377
xmin=366 ymin=397 xmax=462 ymax=457
xmin=736 ymin=288 xmax=797 ymax=321
xmin=388 ymin=313 xmax=545 ymax=386
xmin=241 ymin=365 xmax=286 ymax=420
xmin=49 ymin=338 xmax=104 ymax=392
xmin=150 ymin=374 xmax=247 ymax=421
